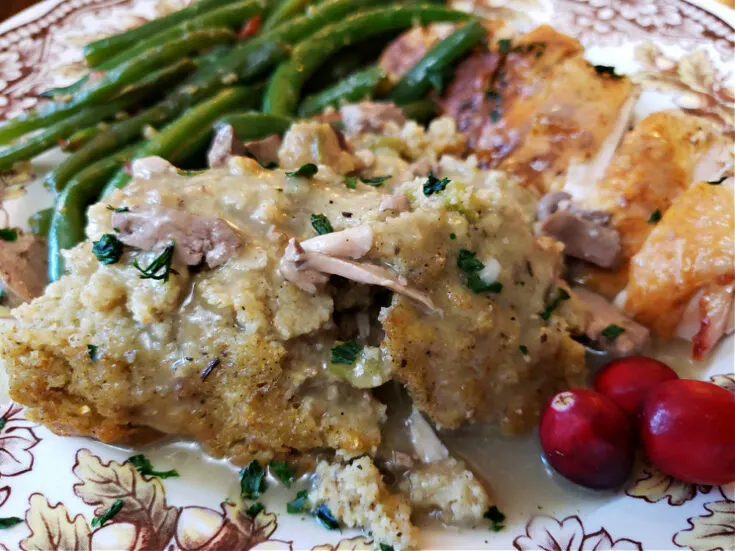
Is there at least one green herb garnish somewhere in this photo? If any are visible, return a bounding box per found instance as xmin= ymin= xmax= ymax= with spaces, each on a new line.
xmin=540 ymin=288 xmax=571 ymax=320
xmin=311 ymin=214 xmax=334 ymax=235
xmin=449 ymin=233 xmax=456 ymax=240
xmin=87 ymin=344 xmax=98 ymax=363
xmin=0 ymin=517 xmax=22 ymax=529
xmin=360 ymin=175 xmax=391 ymax=187
xmin=485 ymin=89 xmax=501 ymax=102
xmin=497 ymin=39 xmax=512 ymax=54
xmin=0 ymin=228 xmax=18 ymax=242
xmin=91 ymin=499 xmax=123 ymax=528
xmin=484 ymin=505 xmax=506 ymax=532
xmin=345 ymin=176 xmax=357 ymax=189
xmin=314 ymin=504 xmax=339 ymax=530
xmin=648 ymin=209 xmax=662 ymax=224
xmin=457 ymin=249 xmax=503 ymax=294
xmin=707 ymin=176 xmax=727 ymax=185
xmin=133 ymin=243 xmax=175 ymax=282
xmin=127 ymin=454 xmax=179 ymax=479
xmin=519 ymin=345 xmax=529 ymax=355
xmin=490 ymin=108 xmax=502 ymax=122
xmin=106 ymin=205 xmax=130 ymax=213
xmin=379 ymin=545 xmax=395 ymax=551
xmin=287 ymin=490 xmax=309 ymax=514
xmin=240 ymin=460 xmax=267 ymax=500
xmin=331 ymin=340 xmax=361 ymax=365
xmin=177 ymin=169 xmax=207 ymax=176
xmin=423 ymin=172 xmax=451 ymax=196
xmin=286 ymin=163 xmax=318 ymax=178
xmin=92 ymin=234 xmax=124 ymax=265
xmin=593 ymin=64 xmax=622 ymax=79
xmin=0 ymin=419 xmax=6 ymax=431
xmin=246 ymin=502 xmax=264 ymax=517
xmin=601 ymin=324 xmax=625 ymax=341
xmin=270 ymin=461 xmax=296 ymax=487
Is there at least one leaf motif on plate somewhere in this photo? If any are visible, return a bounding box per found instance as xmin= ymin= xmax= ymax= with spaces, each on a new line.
xmin=311 ymin=536 xmax=374 ymax=550
xmin=175 ymin=501 xmax=277 ymax=551
xmin=513 ymin=514 xmax=642 ymax=551
xmin=20 ymin=493 xmax=91 ymax=551
xmin=72 ymin=449 xmax=178 ymax=551
xmin=0 ymin=404 xmax=41 ymax=479
xmin=710 ymin=373 xmax=735 ymax=393
xmin=673 ymin=497 xmax=735 ymax=551
xmin=627 ymin=458 xmax=710 ymax=506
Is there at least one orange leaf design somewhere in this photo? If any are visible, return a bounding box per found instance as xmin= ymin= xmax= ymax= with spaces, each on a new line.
xmin=627 ymin=459 xmax=711 ymax=506
xmin=72 ymin=449 xmax=178 ymax=551
xmin=20 ymin=494 xmax=91 ymax=551
xmin=311 ymin=536 xmax=374 ymax=550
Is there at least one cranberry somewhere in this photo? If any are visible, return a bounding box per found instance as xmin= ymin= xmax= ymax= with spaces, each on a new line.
xmin=641 ymin=379 xmax=735 ymax=485
xmin=540 ymin=389 xmax=634 ymax=489
xmin=594 ymin=356 xmax=679 ymax=418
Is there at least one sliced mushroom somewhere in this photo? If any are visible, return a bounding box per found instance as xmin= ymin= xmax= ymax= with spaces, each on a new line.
xmin=339 ymin=102 xmax=408 ymax=135
xmin=208 ymin=124 xmax=282 ymax=169
xmin=378 ymin=195 xmax=411 ymax=213
xmin=300 ymin=225 xmax=374 ymax=259
xmin=111 ymin=206 xmax=240 ymax=267
xmin=574 ymin=286 xmax=649 ymax=355
xmin=280 ymin=238 xmax=437 ymax=312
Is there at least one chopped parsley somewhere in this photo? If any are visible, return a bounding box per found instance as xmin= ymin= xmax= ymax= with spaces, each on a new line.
xmin=519 ymin=345 xmax=529 ymax=355
xmin=240 ymin=460 xmax=267 ymax=500
xmin=310 ymin=213 xmax=334 ymax=235
xmin=423 ymin=172 xmax=451 ymax=196
xmin=490 ymin=108 xmax=502 ymax=122
xmin=344 ymin=176 xmax=357 ymax=189
xmin=497 ymin=38 xmax=512 ymax=54
xmin=593 ymin=64 xmax=622 ymax=79
xmin=286 ymin=490 xmax=309 ymax=514
xmin=246 ymin=502 xmax=264 ymax=517
xmin=648 ymin=209 xmax=662 ymax=224
xmin=707 ymin=175 xmax=727 ymax=185
xmin=601 ymin=323 xmax=625 ymax=341
xmin=484 ymin=505 xmax=506 ymax=532
xmin=87 ymin=344 xmax=98 ymax=363
xmin=133 ymin=243 xmax=175 ymax=282
xmin=457 ymin=249 xmax=503 ymax=294
xmin=0 ymin=419 xmax=6 ymax=431
xmin=91 ymin=499 xmax=123 ymax=528
xmin=449 ymin=233 xmax=456 ymax=240
xmin=126 ymin=454 xmax=179 ymax=479
xmin=285 ymin=163 xmax=318 ymax=178
xmin=314 ymin=504 xmax=340 ymax=530
xmin=0 ymin=228 xmax=18 ymax=242
xmin=484 ymin=89 xmax=501 ymax=102
xmin=540 ymin=288 xmax=570 ymax=320
xmin=270 ymin=461 xmax=296 ymax=487
xmin=360 ymin=175 xmax=391 ymax=187
xmin=92 ymin=234 xmax=124 ymax=265
xmin=0 ymin=517 xmax=22 ymax=529
xmin=106 ymin=205 xmax=129 ymax=213
xmin=331 ymin=340 xmax=361 ymax=365
xmin=177 ymin=169 xmax=207 ymax=176
xmin=379 ymin=545 xmax=395 ymax=551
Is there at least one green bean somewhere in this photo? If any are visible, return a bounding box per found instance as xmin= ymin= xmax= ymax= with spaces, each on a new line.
xmin=102 ymin=87 xmax=263 ymax=195
xmin=74 ymin=29 xmax=236 ymax=108
xmin=0 ymin=57 xmax=196 ymax=146
xmin=263 ymin=5 xmax=471 ymax=116
xmin=28 ymin=208 xmax=53 ymax=238
xmin=0 ymin=98 xmax=138 ymax=172
xmin=83 ymin=0 xmax=244 ymax=66
xmin=45 ymin=63 xmax=235 ymax=193
xmin=263 ymin=0 xmax=314 ymax=30
xmin=298 ymin=65 xmax=385 ymax=116
xmin=168 ymin=126 xmax=215 ymax=170
xmin=99 ymin=0 xmax=263 ymax=71
xmin=48 ymin=144 xmax=140 ymax=282
xmin=61 ymin=125 xmax=106 ymax=152
xmin=399 ymin=99 xmax=438 ymax=124
xmin=390 ymin=20 xmax=485 ymax=104
xmin=218 ymin=112 xmax=293 ymax=139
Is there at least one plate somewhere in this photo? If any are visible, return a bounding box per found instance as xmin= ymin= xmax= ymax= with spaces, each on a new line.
xmin=0 ymin=1 xmax=734 ymax=549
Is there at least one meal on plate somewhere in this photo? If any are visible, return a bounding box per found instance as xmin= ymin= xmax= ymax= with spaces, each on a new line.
xmin=0 ymin=0 xmax=733 ymax=547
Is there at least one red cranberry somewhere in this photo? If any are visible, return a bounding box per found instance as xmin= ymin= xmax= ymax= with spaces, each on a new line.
xmin=540 ymin=389 xmax=634 ymax=489
xmin=594 ymin=356 xmax=679 ymax=418
xmin=641 ymin=379 xmax=735 ymax=485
